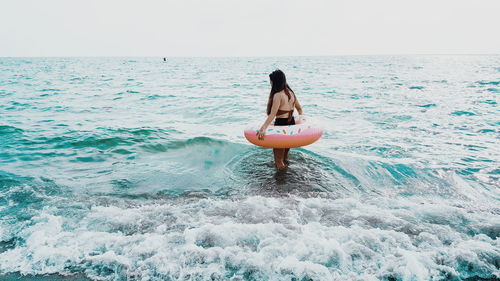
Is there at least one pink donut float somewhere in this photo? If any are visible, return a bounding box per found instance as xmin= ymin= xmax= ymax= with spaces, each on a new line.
xmin=244 ymin=116 xmax=323 ymax=148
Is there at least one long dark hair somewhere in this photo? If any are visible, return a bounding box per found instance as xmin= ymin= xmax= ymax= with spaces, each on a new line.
xmin=267 ymin=69 xmax=294 ymax=115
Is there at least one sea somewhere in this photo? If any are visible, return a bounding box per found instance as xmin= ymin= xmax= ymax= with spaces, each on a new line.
xmin=0 ymin=56 xmax=498 ymax=281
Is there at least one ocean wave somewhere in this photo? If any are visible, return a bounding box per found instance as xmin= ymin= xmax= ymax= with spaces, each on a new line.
xmin=0 ymin=195 xmax=497 ymax=280
xmin=7 ymin=127 xmax=174 ymax=151
xmin=451 ymin=111 xmax=477 ymax=117
xmin=3 ymin=130 xmax=493 ymax=201
xmin=416 ymin=103 xmax=436 ymax=108
xmin=476 ymin=81 xmax=499 ymax=86
xmin=0 ymin=171 xmax=71 ymax=247
xmin=0 ymin=125 xmax=24 ymax=136
xmin=140 ymin=136 xmax=231 ymax=152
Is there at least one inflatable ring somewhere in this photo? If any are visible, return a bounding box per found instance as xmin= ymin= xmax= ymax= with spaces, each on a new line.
xmin=244 ymin=116 xmax=323 ymax=148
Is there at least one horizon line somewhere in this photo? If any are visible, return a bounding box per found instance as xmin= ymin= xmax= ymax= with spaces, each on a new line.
xmin=1 ymin=53 xmax=500 ymax=59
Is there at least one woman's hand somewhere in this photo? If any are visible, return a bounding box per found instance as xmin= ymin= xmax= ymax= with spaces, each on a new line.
xmin=256 ymin=129 xmax=266 ymax=140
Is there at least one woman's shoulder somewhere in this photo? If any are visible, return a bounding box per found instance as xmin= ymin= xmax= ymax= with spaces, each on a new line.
xmin=277 ymin=90 xmax=288 ymax=97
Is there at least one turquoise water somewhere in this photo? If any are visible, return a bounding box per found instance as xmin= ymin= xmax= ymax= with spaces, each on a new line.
xmin=0 ymin=56 xmax=498 ymax=280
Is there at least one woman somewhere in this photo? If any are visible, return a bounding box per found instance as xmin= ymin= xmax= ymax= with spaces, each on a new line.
xmin=256 ymin=70 xmax=303 ymax=170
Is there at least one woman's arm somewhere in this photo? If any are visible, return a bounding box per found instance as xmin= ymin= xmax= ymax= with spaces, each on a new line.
xmin=257 ymin=94 xmax=281 ymax=140
xmin=295 ymin=97 xmax=303 ymax=115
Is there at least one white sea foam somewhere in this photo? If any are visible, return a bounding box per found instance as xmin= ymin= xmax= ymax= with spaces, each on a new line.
xmin=1 ymin=195 xmax=498 ymax=280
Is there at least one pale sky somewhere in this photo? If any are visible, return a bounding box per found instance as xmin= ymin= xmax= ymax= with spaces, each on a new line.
xmin=1 ymin=0 xmax=499 ymax=57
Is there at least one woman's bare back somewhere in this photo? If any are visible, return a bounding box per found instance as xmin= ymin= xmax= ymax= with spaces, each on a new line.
xmin=276 ymin=91 xmax=296 ymax=118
